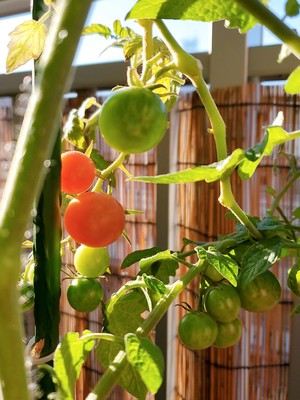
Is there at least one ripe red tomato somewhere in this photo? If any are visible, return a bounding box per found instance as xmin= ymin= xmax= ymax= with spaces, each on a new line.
xmin=61 ymin=151 xmax=96 ymax=194
xmin=213 ymin=318 xmax=243 ymax=348
xmin=99 ymin=87 xmax=168 ymax=154
xmin=178 ymin=312 xmax=218 ymax=350
xmin=238 ymin=270 xmax=281 ymax=312
xmin=67 ymin=278 xmax=103 ymax=312
xmin=204 ymin=282 xmax=241 ymax=323
xmin=64 ymin=191 xmax=125 ymax=247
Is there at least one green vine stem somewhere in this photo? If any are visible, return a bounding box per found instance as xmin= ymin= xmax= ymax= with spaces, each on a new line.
xmin=235 ymin=0 xmax=300 ymax=59
xmin=269 ymin=170 xmax=300 ymax=215
xmin=0 ymin=1 xmax=93 ymax=398
xmin=154 ymin=20 xmax=262 ymax=239
xmin=86 ymin=258 xmax=207 ymax=400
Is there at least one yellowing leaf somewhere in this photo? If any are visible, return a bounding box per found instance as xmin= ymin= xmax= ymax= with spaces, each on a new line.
xmin=6 ymin=20 xmax=47 ymax=73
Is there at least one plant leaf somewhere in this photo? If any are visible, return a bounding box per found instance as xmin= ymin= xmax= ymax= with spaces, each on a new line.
xmin=122 ymin=247 xmax=162 ymax=269
xmin=82 ymin=23 xmax=112 ymax=38
xmin=285 ymin=66 xmax=300 ymax=94
xmin=6 ymin=20 xmax=46 ymax=73
xmin=126 ymin=0 xmax=259 ymax=33
xmin=285 ymin=0 xmax=300 ymax=17
xmin=287 ymin=259 xmax=300 ymax=297
xmin=238 ymin=237 xmax=282 ymax=285
xmin=196 ymin=246 xmax=239 ymax=286
xmin=125 ymin=334 xmax=164 ymax=395
xmin=132 ymin=149 xmax=244 ymax=184
xmin=96 ymin=341 xmax=148 ymax=399
xmin=139 ymin=249 xmax=178 ymax=283
xmin=53 ymin=331 xmax=95 ymax=399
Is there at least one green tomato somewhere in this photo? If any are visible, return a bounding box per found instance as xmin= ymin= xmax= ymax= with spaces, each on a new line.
xmin=238 ymin=270 xmax=281 ymax=312
xmin=99 ymin=87 xmax=168 ymax=154
xmin=204 ymin=282 xmax=241 ymax=323
xmin=74 ymin=245 xmax=110 ymax=277
xmin=18 ymin=281 xmax=35 ymax=312
xmin=213 ymin=318 xmax=243 ymax=348
xmin=178 ymin=312 xmax=218 ymax=350
xmin=67 ymin=278 xmax=103 ymax=313
xmin=205 ymin=264 xmax=223 ymax=282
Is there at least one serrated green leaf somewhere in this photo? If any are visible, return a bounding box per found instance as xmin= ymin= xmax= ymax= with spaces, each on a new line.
xmin=127 ymin=0 xmax=259 ymax=33
xmin=285 ymin=66 xmax=300 ymax=94
xmin=285 ymin=0 xmax=300 ymax=16
xmin=106 ymin=290 xmax=148 ymax=336
xmin=133 ymin=149 xmax=245 ymax=184
xmin=293 ymin=206 xmax=300 ymax=218
xmin=63 ymin=109 xmax=86 ymax=149
xmin=121 ymin=247 xmax=162 ymax=269
xmin=244 ymin=131 xmax=269 ymax=161
xmin=139 ymin=250 xmax=178 ymax=283
xmin=196 ymin=246 xmax=238 ymax=286
xmin=287 ymin=259 xmax=300 ymax=297
xmin=53 ymin=331 xmax=95 ymax=399
xmin=125 ymin=334 xmax=164 ymax=395
xmin=6 ymin=20 xmax=47 ymax=73
xmin=96 ymin=341 xmax=148 ymax=399
xmin=143 ymin=274 xmax=167 ymax=295
xmin=238 ymin=237 xmax=282 ymax=285
xmin=77 ymin=97 xmax=98 ymax=118
xmin=256 ymin=216 xmax=285 ymax=232
xmin=239 ymin=126 xmax=300 ymax=180
xmin=82 ymin=23 xmax=112 ymax=38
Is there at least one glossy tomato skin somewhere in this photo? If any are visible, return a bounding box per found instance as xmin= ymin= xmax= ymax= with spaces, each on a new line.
xmin=99 ymin=87 xmax=168 ymax=154
xmin=61 ymin=151 xmax=96 ymax=194
xmin=238 ymin=270 xmax=281 ymax=312
xmin=178 ymin=312 xmax=218 ymax=350
xmin=204 ymin=282 xmax=241 ymax=323
xmin=64 ymin=192 xmax=125 ymax=247
xmin=74 ymin=245 xmax=110 ymax=277
xmin=67 ymin=278 xmax=103 ymax=313
xmin=204 ymin=264 xmax=223 ymax=282
xmin=213 ymin=318 xmax=243 ymax=348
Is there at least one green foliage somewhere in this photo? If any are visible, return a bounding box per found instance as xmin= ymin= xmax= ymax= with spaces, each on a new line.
xmin=285 ymin=66 xmax=300 ymax=94
xmin=53 ymin=331 xmax=95 ymax=399
xmin=196 ymin=246 xmax=239 ymax=286
xmin=127 ymin=0 xmax=260 ymax=32
xmin=287 ymin=259 xmax=300 ymax=297
xmin=139 ymin=249 xmax=179 ymax=283
xmin=125 ymin=333 xmax=164 ymax=395
xmin=285 ymin=0 xmax=300 ymax=17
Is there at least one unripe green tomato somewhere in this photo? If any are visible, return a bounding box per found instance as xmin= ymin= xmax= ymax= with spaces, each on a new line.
xmin=178 ymin=312 xmax=218 ymax=350
xmin=74 ymin=245 xmax=110 ymax=277
xmin=205 ymin=264 xmax=223 ymax=282
xmin=238 ymin=270 xmax=281 ymax=312
xmin=204 ymin=282 xmax=241 ymax=323
xmin=99 ymin=87 xmax=168 ymax=154
xmin=67 ymin=278 xmax=103 ymax=313
xmin=213 ymin=318 xmax=243 ymax=348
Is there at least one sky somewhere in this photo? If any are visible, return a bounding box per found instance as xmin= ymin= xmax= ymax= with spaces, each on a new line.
xmin=0 ymin=0 xmax=299 ymax=75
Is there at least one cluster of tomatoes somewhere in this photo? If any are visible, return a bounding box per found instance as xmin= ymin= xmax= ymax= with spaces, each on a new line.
xmin=61 ymin=151 xmax=125 ymax=312
xmin=178 ymin=265 xmax=281 ymax=350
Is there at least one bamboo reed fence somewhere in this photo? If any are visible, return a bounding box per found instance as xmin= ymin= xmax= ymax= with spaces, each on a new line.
xmin=0 ymin=82 xmax=299 ymax=399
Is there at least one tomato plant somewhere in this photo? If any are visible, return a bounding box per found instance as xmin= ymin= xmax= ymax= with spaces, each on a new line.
xmin=238 ymin=270 xmax=282 ymax=312
xmin=61 ymin=151 xmax=96 ymax=194
xmin=64 ymin=191 xmax=125 ymax=247
xmin=213 ymin=318 xmax=243 ymax=349
xmin=99 ymin=87 xmax=168 ymax=154
xmin=204 ymin=282 xmax=241 ymax=323
xmin=74 ymin=245 xmax=110 ymax=277
xmin=67 ymin=278 xmax=103 ymax=313
xmin=204 ymin=264 xmax=224 ymax=282
xmin=178 ymin=312 xmax=218 ymax=350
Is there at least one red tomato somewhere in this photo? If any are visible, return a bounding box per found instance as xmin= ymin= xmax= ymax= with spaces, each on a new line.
xmin=61 ymin=151 xmax=96 ymax=194
xmin=64 ymin=191 xmax=125 ymax=247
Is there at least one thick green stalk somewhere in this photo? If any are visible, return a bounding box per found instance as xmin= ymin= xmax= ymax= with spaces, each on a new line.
xmin=235 ymin=0 xmax=300 ymax=59
xmin=0 ymin=1 xmax=93 ymax=398
xmin=86 ymin=259 xmax=207 ymax=400
xmin=154 ymin=20 xmax=262 ymax=239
